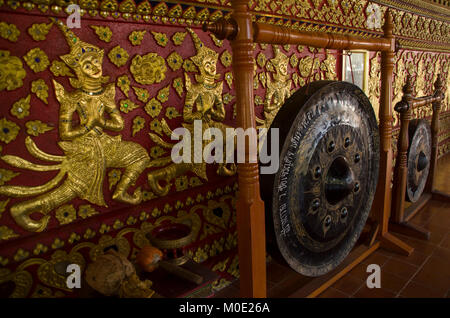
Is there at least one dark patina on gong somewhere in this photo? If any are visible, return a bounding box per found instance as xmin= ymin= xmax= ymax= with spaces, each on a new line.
xmin=406 ymin=119 xmax=431 ymax=203
xmin=260 ymin=81 xmax=379 ymax=277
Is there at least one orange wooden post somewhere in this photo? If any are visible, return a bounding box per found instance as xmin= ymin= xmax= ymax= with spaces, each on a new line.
xmin=373 ymin=11 xmax=413 ymax=256
xmin=230 ymin=0 xmax=266 ymax=298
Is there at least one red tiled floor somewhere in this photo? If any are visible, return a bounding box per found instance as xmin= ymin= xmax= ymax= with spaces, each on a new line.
xmin=399 ymin=281 xmax=445 ymax=298
xmin=353 ymin=286 xmax=397 ymax=298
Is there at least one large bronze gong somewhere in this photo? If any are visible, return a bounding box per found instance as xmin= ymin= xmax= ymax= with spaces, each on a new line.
xmin=406 ymin=119 xmax=431 ymax=202
xmin=260 ymin=81 xmax=380 ymax=277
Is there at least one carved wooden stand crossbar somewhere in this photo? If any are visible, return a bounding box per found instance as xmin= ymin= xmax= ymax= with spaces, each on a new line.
xmin=390 ymin=74 xmax=450 ymax=240
xmin=203 ymin=0 xmax=414 ymax=298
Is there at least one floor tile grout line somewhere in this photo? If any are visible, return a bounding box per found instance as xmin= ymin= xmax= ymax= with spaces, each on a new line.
xmin=395 ymin=253 xmax=433 ymax=297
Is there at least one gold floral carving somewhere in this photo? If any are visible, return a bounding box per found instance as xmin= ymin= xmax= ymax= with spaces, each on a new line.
xmin=128 ymin=30 xmax=146 ymax=46
xmin=132 ymin=86 xmax=149 ymax=103
xmin=108 ymin=169 xmax=121 ymax=190
xmin=172 ymin=77 xmax=184 ymax=97
xmin=24 ymin=47 xmax=50 ymax=73
xmin=130 ymin=52 xmax=166 ymax=84
xmin=50 ymin=60 xmax=73 ymax=77
xmin=145 ymin=98 xmax=162 ymax=118
xmin=0 ymin=50 xmax=26 ymax=91
xmin=31 ymin=79 xmax=49 ymax=104
xmin=55 ymin=204 xmax=77 ymax=225
xmin=165 ymin=106 xmax=181 ymax=119
xmin=0 ymin=21 xmax=20 ymax=42
xmin=151 ymin=31 xmax=168 ymax=47
xmin=119 ymin=99 xmax=139 ymax=113
xmin=28 ymin=22 xmax=53 ymax=41
xmin=108 ymin=45 xmax=129 ymax=67
xmin=172 ymin=31 xmax=187 ymax=46
xmin=117 ymin=74 xmax=130 ymax=97
xmin=10 ymin=95 xmax=31 ymax=119
xmin=78 ymin=204 xmax=99 ymax=219
xmin=91 ymin=25 xmax=112 ymax=42
xmin=131 ymin=116 xmax=145 ymax=136
xmin=209 ymin=33 xmax=223 ymax=47
xmin=368 ymin=53 xmax=381 ymax=121
xmin=167 ymin=51 xmax=183 ymax=71
xmin=0 ymin=117 xmax=20 ymax=143
xmin=220 ymin=50 xmax=232 ymax=68
xmin=25 ymin=120 xmax=53 ymax=136
xmin=0 ymin=225 xmax=19 ymax=241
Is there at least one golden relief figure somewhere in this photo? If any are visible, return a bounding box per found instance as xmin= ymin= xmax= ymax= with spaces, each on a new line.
xmin=147 ymin=28 xmax=235 ymax=197
xmin=257 ymin=46 xmax=291 ymax=129
xmin=0 ymin=19 xmax=150 ymax=232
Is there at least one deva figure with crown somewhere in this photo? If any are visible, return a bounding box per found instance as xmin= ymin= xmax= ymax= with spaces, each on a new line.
xmin=147 ymin=28 xmax=236 ymax=197
xmin=0 ymin=19 xmax=150 ymax=232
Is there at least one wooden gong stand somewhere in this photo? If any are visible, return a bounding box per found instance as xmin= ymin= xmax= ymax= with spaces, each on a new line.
xmin=203 ymin=0 xmax=413 ymax=298
xmin=390 ymin=75 xmax=450 ymax=240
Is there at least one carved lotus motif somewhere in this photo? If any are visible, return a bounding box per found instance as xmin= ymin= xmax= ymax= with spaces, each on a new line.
xmin=130 ymin=53 xmax=166 ymax=85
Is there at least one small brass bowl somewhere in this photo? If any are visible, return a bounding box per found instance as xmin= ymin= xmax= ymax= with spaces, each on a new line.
xmin=148 ymin=222 xmax=193 ymax=249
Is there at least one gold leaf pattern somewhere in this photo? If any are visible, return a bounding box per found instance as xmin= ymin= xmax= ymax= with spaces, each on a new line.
xmin=108 ymin=45 xmax=129 ymax=67
xmin=130 ymin=53 xmax=166 ymax=84
xmin=25 ymin=120 xmax=53 ymax=136
xmin=257 ymin=52 xmax=266 ymax=68
xmin=182 ymin=59 xmax=197 ymax=73
xmin=119 ymin=99 xmax=139 ymax=113
xmin=175 ymin=175 xmax=188 ymax=191
xmin=145 ymin=98 xmax=162 ymax=118
xmin=150 ymin=146 xmax=165 ymax=159
xmin=13 ymin=248 xmax=29 ymax=262
xmin=223 ymin=93 xmax=235 ymax=105
xmin=0 ymin=117 xmax=20 ymax=144
xmin=55 ymin=205 xmax=77 ymax=225
xmin=220 ymin=50 xmax=232 ymax=68
xmin=151 ymin=31 xmax=168 ymax=47
xmin=50 ymin=60 xmax=73 ymax=77
xmin=0 ymin=22 xmax=20 ymax=42
xmin=0 ymin=168 xmax=18 ymax=186
xmin=0 ymin=199 xmax=9 ymax=219
xmin=28 ymin=22 xmax=52 ymax=41
xmin=172 ymin=31 xmax=187 ymax=46
xmin=172 ymin=77 xmax=184 ymax=97
xmin=0 ymin=50 xmax=26 ymax=91
xmin=132 ymin=115 xmax=145 ymax=136
xmin=189 ymin=177 xmax=203 ymax=187
xmin=90 ymin=25 xmax=112 ymax=42
xmin=166 ymin=51 xmax=183 ymax=71
xmin=290 ymin=53 xmax=299 ymax=68
xmin=24 ymin=48 xmax=49 ymax=73
xmin=11 ymin=95 xmax=31 ymax=119
xmin=165 ymin=106 xmax=181 ymax=119
xmin=78 ymin=205 xmax=99 ymax=219
xmin=31 ymin=79 xmax=49 ymax=104
xmin=157 ymin=85 xmax=170 ymax=103
xmin=132 ymin=86 xmax=149 ymax=103
xmin=149 ymin=119 xmax=162 ymax=134
xmin=225 ymin=71 xmax=233 ymax=89
xmin=209 ymin=33 xmax=223 ymax=47
xmin=108 ymin=169 xmax=122 ymax=190
xmin=117 ymin=74 xmax=130 ymax=97
xmin=128 ymin=30 xmax=146 ymax=46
